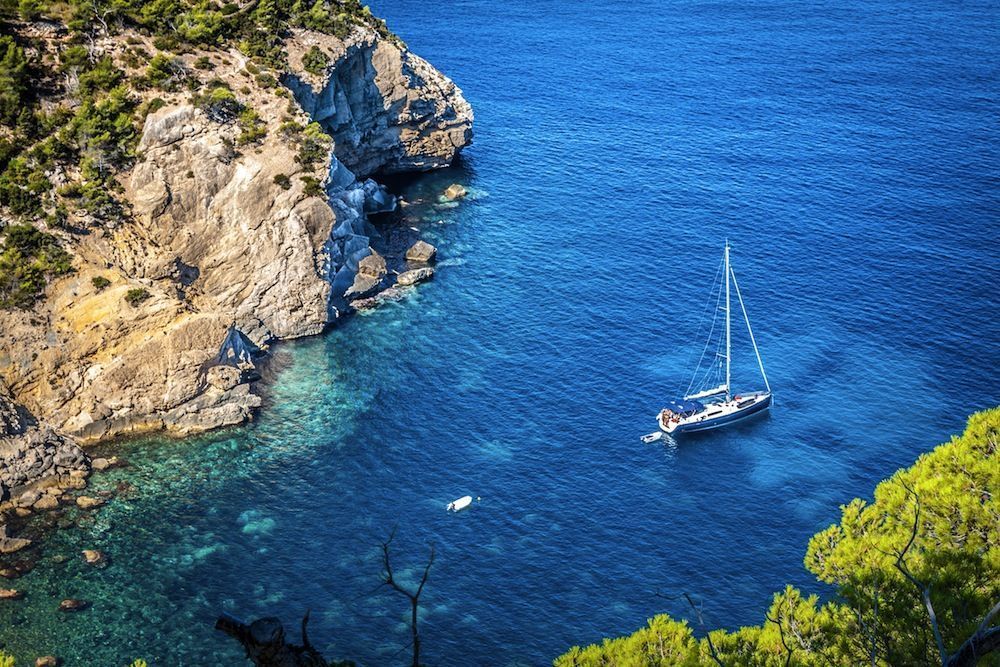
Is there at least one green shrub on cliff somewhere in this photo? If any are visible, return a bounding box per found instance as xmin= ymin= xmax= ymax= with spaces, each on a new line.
xmin=302 ymin=45 xmax=329 ymax=75
xmin=556 ymin=407 xmax=1000 ymax=666
xmin=237 ymin=108 xmax=266 ymax=145
xmin=295 ymin=121 xmax=331 ymax=169
xmin=141 ymin=53 xmax=188 ymax=91
xmin=0 ymin=35 xmax=30 ymax=125
xmin=69 ymin=86 xmax=138 ymax=169
xmin=192 ymin=82 xmax=243 ymax=122
xmin=0 ymin=157 xmax=51 ymax=217
xmin=300 ymin=175 xmax=324 ymax=197
xmin=124 ymin=287 xmax=150 ymax=306
xmin=0 ymin=224 xmax=74 ymax=309
xmin=0 ymin=650 xmax=14 ymax=667
xmin=76 ymin=56 xmax=124 ymax=97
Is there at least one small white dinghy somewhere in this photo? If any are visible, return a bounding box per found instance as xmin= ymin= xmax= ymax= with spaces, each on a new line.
xmin=641 ymin=432 xmax=663 ymax=444
xmin=446 ymin=495 xmax=474 ymax=512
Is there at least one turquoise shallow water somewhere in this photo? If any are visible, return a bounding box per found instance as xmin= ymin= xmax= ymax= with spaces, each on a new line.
xmin=3 ymin=0 xmax=1000 ymax=664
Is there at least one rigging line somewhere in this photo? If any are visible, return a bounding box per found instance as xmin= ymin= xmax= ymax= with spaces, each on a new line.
xmin=682 ymin=255 xmax=724 ymax=378
xmin=695 ymin=325 xmax=725 ymax=391
xmin=695 ymin=301 xmax=727 ymax=393
xmin=730 ymin=265 xmax=771 ymax=393
xmin=683 ymin=256 xmax=725 ymax=396
xmin=692 ymin=278 xmax=726 ymax=394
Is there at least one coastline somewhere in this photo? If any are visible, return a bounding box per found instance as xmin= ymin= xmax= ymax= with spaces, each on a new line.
xmin=1 ymin=19 xmax=473 ymax=555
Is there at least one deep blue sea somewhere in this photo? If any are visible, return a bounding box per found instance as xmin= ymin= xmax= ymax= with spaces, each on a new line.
xmin=3 ymin=0 xmax=999 ymax=664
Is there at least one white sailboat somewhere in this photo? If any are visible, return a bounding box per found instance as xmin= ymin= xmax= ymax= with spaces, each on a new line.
xmin=656 ymin=242 xmax=772 ymax=435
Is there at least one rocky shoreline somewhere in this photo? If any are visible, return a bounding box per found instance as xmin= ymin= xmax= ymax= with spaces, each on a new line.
xmin=1 ymin=23 xmax=473 ymax=553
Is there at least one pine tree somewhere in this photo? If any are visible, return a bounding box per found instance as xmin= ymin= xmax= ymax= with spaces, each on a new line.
xmin=254 ymin=0 xmax=279 ymax=32
xmin=0 ymin=36 xmax=29 ymax=125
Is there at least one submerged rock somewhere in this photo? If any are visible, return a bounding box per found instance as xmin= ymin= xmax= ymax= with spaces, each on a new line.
xmin=405 ymin=240 xmax=437 ymax=264
xmin=0 ymin=587 xmax=24 ymax=600
xmin=62 ymin=476 xmax=87 ymax=490
xmin=58 ymin=598 xmax=88 ymax=612
xmin=81 ymin=549 xmax=106 ymax=566
xmin=397 ymin=267 xmax=435 ymax=287
xmin=350 ymin=286 xmax=409 ymax=310
xmin=75 ymin=496 xmax=104 ymax=510
xmin=90 ymin=456 xmax=119 ymax=472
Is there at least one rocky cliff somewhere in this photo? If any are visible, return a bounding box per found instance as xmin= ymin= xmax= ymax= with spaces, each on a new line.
xmin=0 ymin=24 xmax=471 ymax=505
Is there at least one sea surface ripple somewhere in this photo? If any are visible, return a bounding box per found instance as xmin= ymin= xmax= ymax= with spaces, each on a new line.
xmin=2 ymin=0 xmax=999 ymax=664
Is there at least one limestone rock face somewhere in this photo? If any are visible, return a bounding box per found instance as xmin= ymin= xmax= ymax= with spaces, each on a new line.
xmin=0 ymin=389 xmax=23 ymax=437
xmin=284 ymin=29 xmax=473 ymax=178
xmin=0 ymin=25 xmax=471 ymax=497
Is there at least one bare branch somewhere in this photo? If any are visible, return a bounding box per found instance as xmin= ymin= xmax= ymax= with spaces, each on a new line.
xmin=893 ymin=483 xmax=948 ymax=665
xmin=765 ymin=597 xmax=794 ymax=667
xmin=944 ymin=599 xmax=1000 ymax=667
xmin=681 ymin=593 xmax=726 ymax=667
xmin=871 ymin=589 xmax=880 ymax=667
xmin=300 ymin=609 xmax=313 ymax=651
xmin=379 ymin=529 xmax=434 ymax=667
xmin=415 ymin=545 xmax=436 ymax=598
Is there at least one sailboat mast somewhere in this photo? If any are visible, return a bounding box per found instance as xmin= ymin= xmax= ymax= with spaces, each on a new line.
xmin=724 ymin=241 xmax=731 ymax=400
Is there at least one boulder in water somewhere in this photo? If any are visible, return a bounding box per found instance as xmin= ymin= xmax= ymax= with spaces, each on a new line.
xmin=405 ymin=240 xmax=437 ymax=264
xmin=358 ymin=251 xmax=388 ymax=280
xmin=443 ymin=183 xmax=467 ymax=200
xmin=397 ymin=267 xmax=435 ymax=287
xmin=16 ymin=489 xmax=42 ymax=508
xmin=0 ymin=524 xmax=31 ymax=554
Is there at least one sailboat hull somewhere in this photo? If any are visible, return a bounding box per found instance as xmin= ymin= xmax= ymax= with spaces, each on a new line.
xmin=660 ymin=392 xmax=771 ymax=434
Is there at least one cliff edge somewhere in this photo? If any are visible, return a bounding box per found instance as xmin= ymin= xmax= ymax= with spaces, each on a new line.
xmin=0 ymin=19 xmax=471 ymax=504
